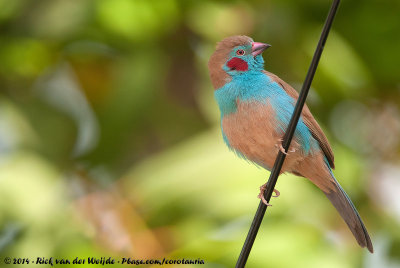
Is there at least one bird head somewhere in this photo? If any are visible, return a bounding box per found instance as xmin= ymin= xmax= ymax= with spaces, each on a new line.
xmin=208 ymin=35 xmax=271 ymax=89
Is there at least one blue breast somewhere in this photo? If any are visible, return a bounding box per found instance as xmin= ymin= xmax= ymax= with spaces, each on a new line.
xmin=214 ymin=72 xmax=317 ymax=154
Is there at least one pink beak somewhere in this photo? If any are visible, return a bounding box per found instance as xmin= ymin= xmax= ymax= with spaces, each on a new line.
xmin=251 ymin=42 xmax=271 ymax=57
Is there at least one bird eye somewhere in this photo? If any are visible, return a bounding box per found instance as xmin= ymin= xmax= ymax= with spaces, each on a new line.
xmin=236 ymin=49 xmax=245 ymax=56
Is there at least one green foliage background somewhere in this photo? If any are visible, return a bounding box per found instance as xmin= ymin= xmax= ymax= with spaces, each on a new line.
xmin=0 ymin=0 xmax=399 ymax=267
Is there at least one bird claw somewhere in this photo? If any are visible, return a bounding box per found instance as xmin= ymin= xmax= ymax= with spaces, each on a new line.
xmin=258 ymin=192 xmax=272 ymax=206
xmin=275 ymin=138 xmax=296 ymax=155
xmin=258 ymin=184 xmax=280 ymax=206
xmin=278 ymin=143 xmax=288 ymax=155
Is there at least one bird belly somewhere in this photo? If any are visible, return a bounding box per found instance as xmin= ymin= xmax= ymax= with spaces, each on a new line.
xmin=222 ymin=100 xmax=303 ymax=171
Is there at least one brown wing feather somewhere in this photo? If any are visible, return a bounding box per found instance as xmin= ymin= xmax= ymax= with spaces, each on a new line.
xmin=263 ymin=70 xmax=335 ymax=169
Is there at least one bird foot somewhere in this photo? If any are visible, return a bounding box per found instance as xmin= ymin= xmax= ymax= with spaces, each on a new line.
xmin=258 ymin=183 xmax=280 ymax=206
xmin=275 ymin=138 xmax=296 ymax=155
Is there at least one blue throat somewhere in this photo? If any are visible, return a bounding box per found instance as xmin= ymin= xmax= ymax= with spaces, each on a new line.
xmin=214 ymin=71 xmax=277 ymax=116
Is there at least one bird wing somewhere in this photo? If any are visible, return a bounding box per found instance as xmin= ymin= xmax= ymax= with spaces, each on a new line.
xmin=263 ymin=70 xmax=335 ymax=169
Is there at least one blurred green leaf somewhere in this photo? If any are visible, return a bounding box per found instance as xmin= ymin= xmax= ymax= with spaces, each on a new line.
xmin=96 ymin=0 xmax=179 ymax=41
xmin=0 ymin=0 xmax=398 ymax=266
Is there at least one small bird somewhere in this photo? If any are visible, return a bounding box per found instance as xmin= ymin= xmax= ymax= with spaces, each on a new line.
xmin=208 ymin=35 xmax=373 ymax=253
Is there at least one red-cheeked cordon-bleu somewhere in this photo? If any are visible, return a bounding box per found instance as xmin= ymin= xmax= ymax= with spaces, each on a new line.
xmin=208 ymin=35 xmax=373 ymax=253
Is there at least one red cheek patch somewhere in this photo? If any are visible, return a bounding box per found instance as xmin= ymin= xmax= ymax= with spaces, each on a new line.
xmin=227 ymin=57 xmax=248 ymax=71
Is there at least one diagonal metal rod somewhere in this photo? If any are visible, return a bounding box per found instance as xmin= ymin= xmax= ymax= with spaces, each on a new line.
xmin=235 ymin=1 xmax=341 ymax=267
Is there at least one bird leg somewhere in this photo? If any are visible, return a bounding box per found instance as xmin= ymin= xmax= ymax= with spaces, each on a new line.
xmin=258 ymin=183 xmax=280 ymax=206
xmin=275 ymin=138 xmax=296 ymax=155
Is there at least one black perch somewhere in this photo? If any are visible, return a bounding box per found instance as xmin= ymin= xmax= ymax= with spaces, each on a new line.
xmin=235 ymin=0 xmax=342 ymax=267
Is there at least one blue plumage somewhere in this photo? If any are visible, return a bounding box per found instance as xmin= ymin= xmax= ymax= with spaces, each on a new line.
xmin=208 ymin=35 xmax=373 ymax=252
xmin=215 ymin=70 xmax=317 ymax=155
